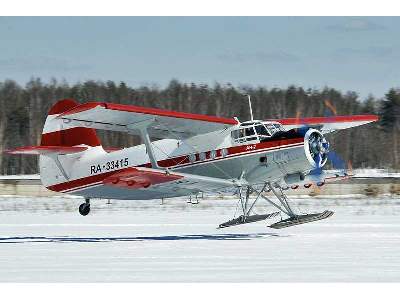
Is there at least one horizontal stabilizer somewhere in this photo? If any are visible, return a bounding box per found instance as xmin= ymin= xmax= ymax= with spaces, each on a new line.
xmin=5 ymin=145 xmax=88 ymax=155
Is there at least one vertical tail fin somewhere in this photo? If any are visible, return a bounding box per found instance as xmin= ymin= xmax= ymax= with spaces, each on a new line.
xmin=41 ymin=99 xmax=101 ymax=147
xmin=5 ymin=99 xmax=102 ymax=190
xmin=38 ymin=99 xmax=101 ymax=189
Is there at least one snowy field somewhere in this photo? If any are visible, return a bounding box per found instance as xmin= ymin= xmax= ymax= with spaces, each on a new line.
xmin=0 ymin=195 xmax=400 ymax=282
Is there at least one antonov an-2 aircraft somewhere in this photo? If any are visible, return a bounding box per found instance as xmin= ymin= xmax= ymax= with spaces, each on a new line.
xmin=7 ymin=98 xmax=378 ymax=229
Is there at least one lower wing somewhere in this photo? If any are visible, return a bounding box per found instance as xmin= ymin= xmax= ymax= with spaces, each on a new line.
xmin=102 ymin=167 xmax=239 ymax=194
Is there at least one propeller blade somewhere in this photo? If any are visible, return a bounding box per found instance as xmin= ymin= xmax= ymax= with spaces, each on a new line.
xmin=327 ymin=150 xmax=346 ymax=170
xmin=315 ymin=152 xmax=322 ymax=168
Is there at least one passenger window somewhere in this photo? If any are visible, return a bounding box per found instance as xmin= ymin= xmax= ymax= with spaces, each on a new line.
xmin=221 ymin=148 xmax=228 ymax=157
xmin=210 ymin=150 xmax=216 ymax=159
xmin=189 ymin=153 xmax=196 ymax=163
xmin=199 ymin=152 xmax=206 ymax=161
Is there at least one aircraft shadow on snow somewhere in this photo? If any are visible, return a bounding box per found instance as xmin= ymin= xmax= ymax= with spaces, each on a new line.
xmin=0 ymin=233 xmax=288 ymax=244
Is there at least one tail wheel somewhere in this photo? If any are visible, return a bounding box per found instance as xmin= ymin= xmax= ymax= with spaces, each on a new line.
xmin=79 ymin=203 xmax=90 ymax=216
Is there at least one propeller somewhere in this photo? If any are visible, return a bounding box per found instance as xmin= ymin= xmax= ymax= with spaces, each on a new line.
xmin=308 ymin=131 xmax=329 ymax=168
xmin=288 ymin=101 xmax=350 ymax=189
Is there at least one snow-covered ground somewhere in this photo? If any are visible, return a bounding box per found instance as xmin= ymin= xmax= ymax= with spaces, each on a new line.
xmin=0 ymin=174 xmax=40 ymax=180
xmin=352 ymin=169 xmax=400 ymax=178
xmin=0 ymin=195 xmax=400 ymax=282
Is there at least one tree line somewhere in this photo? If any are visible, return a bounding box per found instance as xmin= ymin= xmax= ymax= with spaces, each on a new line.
xmin=0 ymin=78 xmax=399 ymax=174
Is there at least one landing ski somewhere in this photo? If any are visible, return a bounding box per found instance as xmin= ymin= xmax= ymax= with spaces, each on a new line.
xmin=269 ymin=210 xmax=334 ymax=229
xmin=218 ymin=212 xmax=280 ymax=229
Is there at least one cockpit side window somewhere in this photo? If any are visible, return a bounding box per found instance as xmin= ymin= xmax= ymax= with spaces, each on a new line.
xmin=245 ymin=127 xmax=255 ymax=136
xmin=232 ymin=122 xmax=285 ymax=144
xmin=231 ymin=126 xmax=259 ymax=144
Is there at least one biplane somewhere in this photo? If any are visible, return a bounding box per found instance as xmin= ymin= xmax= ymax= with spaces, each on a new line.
xmin=6 ymin=97 xmax=378 ymax=229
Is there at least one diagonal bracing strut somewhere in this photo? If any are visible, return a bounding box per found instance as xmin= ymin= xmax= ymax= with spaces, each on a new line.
xmin=248 ymin=182 xmax=296 ymax=217
xmin=218 ymin=184 xmax=280 ymax=229
xmin=235 ymin=182 xmax=296 ymax=220
xmin=267 ymin=183 xmax=296 ymax=217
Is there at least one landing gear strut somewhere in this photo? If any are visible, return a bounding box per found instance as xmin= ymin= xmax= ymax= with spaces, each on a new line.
xmin=79 ymin=198 xmax=90 ymax=216
xmin=218 ymin=185 xmax=279 ymax=228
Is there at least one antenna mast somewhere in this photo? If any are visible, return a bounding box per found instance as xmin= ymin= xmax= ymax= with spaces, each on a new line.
xmin=246 ymin=94 xmax=254 ymax=121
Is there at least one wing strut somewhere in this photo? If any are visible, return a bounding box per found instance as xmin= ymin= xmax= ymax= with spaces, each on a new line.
xmin=127 ymin=118 xmax=159 ymax=169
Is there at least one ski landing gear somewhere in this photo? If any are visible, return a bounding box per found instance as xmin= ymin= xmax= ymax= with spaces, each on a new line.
xmin=218 ymin=185 xmax=280 ymax=229
xmin=261 ymin=182 xmax=333 ymax=229
xmin=219 ymin=182 xmax=334 ymax=229
xmin=219 ymin=212 xmax=280 ymax=228
xmin=269 ymin=210 xmax=334 ymax=229
xmin=78 ymin=198 xmax=91 ymax=216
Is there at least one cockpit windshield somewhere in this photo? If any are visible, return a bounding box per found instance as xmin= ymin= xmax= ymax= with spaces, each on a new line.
xmin=255 ymin=124 xmax=270 ymax=137
xmin=265 ymin=123 xmax=282 ymax=135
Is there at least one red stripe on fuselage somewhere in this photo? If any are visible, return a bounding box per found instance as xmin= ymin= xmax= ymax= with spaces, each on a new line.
xmin=227 ymin=137 xmax=303 ymax=155
xmin=154 ymin=137 xmax=304 ymax=169
xmin=48 ymin=168 xmax=124 ymax=193
xmin=47 ymin=137 xmax=304 ymax=193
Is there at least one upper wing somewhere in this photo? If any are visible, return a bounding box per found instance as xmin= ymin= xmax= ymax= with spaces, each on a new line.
xmin=271 ymin=115 xmax=378 ymax=133
xmin=57 ymin=102 xmax=238 ymax=139
xmin=103 ymin=167 xmax=238 ymax=194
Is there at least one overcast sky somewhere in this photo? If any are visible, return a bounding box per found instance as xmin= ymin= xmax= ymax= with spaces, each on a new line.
xmin=0 ymin=16 xmax=399 ymax=99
